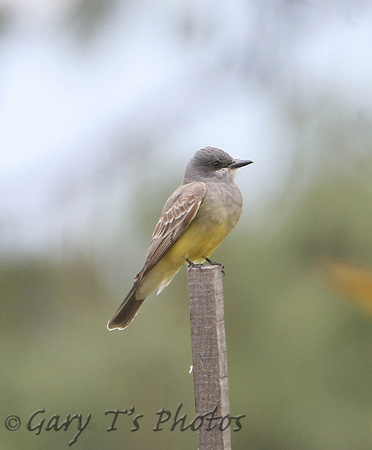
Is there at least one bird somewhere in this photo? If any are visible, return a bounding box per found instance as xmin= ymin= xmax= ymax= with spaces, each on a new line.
xmin=107 ymin=146 xmax=253 ymax=330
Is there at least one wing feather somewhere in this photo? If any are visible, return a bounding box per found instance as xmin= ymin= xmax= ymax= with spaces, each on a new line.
xmin=137 ymin=182 xmax=206 ymax=278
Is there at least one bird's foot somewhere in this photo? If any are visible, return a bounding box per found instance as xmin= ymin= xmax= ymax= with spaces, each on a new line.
xmin=186 ymin=258 xmax=204 ymax=269
xmin=205 ymin=258 xmax=225 ymax=275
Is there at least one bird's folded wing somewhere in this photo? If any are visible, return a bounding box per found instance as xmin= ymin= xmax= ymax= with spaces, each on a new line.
xmin=138 ymin=181 xmax=207 ymax=277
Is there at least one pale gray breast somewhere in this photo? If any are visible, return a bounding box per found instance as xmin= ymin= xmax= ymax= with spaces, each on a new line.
xmin=202 ymin=180 xmax=243 ymax=227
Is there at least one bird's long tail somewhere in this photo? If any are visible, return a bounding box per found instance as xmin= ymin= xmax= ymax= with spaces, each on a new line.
xmin=107 ymin=286 xmax=145 ymax=331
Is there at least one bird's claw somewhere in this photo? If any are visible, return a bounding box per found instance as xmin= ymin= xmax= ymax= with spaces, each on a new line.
xmin=186 ymin=258 xmax=225 ymax=276
xmin=186 ymin=258 xmax=204 ymax=269
xmin=205 ymin=258 xmax=225 ymax=275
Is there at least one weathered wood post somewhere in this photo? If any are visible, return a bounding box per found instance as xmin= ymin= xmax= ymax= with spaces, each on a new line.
xmin=187 ymin=264 xmax=231 ymax=450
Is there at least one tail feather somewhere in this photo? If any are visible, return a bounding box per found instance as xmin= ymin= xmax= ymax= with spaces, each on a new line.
xmin=107 ymin=286 xmax=145 ymax=331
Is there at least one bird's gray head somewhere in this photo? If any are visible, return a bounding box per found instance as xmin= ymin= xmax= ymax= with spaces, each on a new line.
xmin=183 ymin=146 xmax=253 ymax=183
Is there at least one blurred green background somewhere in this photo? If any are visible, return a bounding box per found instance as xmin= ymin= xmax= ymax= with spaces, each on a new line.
xmin=2 ymin=1 xmax=372 ymax=449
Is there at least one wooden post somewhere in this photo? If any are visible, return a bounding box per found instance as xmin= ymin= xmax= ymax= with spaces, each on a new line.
xmin=187 ymin=264 xmax=231 ymax=450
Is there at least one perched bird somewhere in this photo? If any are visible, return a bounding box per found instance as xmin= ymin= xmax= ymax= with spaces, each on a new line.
xmin=107 ymin=146 xmax=253 ymax=330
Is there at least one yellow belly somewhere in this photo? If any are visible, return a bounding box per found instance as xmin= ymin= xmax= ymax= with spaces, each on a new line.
xmin=136 ymin=219 xmax=232 ymax=299
xmin=171 ymin=219 xmax=231 ymax=262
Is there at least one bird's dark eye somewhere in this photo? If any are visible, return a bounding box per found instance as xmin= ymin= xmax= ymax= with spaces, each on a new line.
xmin=211 ymin=160 xmax=222 ymax=168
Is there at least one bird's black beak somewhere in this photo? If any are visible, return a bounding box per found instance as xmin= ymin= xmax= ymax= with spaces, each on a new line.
xmin=229 ymin=159 xmax=253 ymax=169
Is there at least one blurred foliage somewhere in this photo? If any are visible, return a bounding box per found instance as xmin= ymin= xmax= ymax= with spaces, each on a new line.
xmin=62 ymin=0 xmax=120 ymax=43
xmin=0 ymin=5 xmax=12 ymax=36
xmin=325 ymin=260 xmax=372 ymax=316
xmin=0 ymin=258 xmax=197 ymax=449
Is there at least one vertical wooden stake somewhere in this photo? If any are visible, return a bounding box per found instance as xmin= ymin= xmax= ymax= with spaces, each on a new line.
xmin=187 ymin=264 xmax=231 ymax=450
